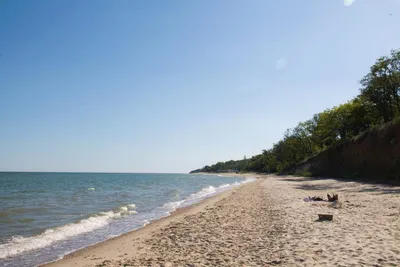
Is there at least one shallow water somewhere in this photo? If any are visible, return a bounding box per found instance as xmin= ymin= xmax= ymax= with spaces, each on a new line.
xmin=0 ymin=172 xmax=252 ymax=267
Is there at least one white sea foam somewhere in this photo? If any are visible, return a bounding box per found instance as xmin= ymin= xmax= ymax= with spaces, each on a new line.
xmin=186 ymin=185 xmax=217 ymax=200
xmin=159 ymin=177 xmax=256 ymax=214
xmin=87 ymin=188 xmax=95 ymax=191
xmin=161 ymin=200 xmax=184 ymax=210
xmin=0 ymin=204 xmax=137 ymax=259
xmin=119 ymin=206 xmax=128 ymax=212
xmin=127 ymin=204 xmax=136 ymax=209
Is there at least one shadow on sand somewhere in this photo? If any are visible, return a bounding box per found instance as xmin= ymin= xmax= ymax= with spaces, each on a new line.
xmin=277 ymin=176 xmax=400 ymax=195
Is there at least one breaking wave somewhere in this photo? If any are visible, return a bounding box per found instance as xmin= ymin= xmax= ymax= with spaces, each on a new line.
xmin=0 ymin=204 xmax=137 ymax=259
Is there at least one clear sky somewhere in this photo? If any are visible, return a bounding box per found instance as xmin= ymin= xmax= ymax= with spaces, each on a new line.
xmin=1 ymin=0 xmax=399 ymax=173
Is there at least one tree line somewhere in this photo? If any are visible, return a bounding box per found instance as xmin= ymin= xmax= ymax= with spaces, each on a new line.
xmin=191 ymin=49 xmax=400 ymax=174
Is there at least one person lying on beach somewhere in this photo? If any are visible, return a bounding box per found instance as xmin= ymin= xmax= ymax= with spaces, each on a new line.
xmin=304 ymin=194 xmax=339 ymax=202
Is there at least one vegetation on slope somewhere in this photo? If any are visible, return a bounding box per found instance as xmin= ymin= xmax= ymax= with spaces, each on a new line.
xmin=294 ymin=117 xmax=400 ymax=181
xmin=191 ymin=49 xmax=400 ymax=181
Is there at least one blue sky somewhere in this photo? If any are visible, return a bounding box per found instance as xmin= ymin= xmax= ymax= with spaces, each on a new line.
xmin=1 ymin=0 xmax=399 ymax=173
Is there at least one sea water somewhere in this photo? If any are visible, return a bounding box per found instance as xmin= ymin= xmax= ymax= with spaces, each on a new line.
xmin=0 ymin=172 xmax=254 ymax=267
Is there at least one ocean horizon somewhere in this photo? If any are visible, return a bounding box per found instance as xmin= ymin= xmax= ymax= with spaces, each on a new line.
xmin=0 ymin=172 xmax=254 ymax=267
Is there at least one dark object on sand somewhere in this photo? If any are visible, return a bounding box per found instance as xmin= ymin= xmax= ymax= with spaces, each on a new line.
xmin=318 ymin=214 xmax=333 ymax=221
xmin=304 ymin=196 xmax=325 ymax=202
xmin=310 ymin=196 xmax=324 ymax=201
xmin=327 ymin=193 xmax=338 ymax=202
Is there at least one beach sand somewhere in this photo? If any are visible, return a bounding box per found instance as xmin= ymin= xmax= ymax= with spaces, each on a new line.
xmin=43 ymin=174 xmax=400 ymax=267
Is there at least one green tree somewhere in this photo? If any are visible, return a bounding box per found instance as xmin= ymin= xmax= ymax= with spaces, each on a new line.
xmin=360 ymin=50 xmax=400 ymax=122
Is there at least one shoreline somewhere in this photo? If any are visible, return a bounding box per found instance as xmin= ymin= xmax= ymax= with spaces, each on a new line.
xmin=44 ymin=173 xmax=400 ymax=266
xmin=42 ymin=173 xmax=257 ymax=267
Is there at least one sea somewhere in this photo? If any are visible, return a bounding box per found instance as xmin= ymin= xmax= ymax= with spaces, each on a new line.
xmin=0 ymin=172 xmax=254 ymax=267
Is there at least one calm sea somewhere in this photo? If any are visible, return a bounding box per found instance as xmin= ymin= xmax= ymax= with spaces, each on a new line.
xmin=0 ymin=172 xmax=253 ymax=267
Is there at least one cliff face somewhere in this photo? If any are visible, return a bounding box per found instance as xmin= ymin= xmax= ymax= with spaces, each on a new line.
xmin=295 ymin=119 xmax=400 ymax=184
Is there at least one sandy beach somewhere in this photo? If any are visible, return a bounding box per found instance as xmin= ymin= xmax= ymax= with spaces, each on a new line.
xmin=43 ymin=174 xmax=400 ymax=267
